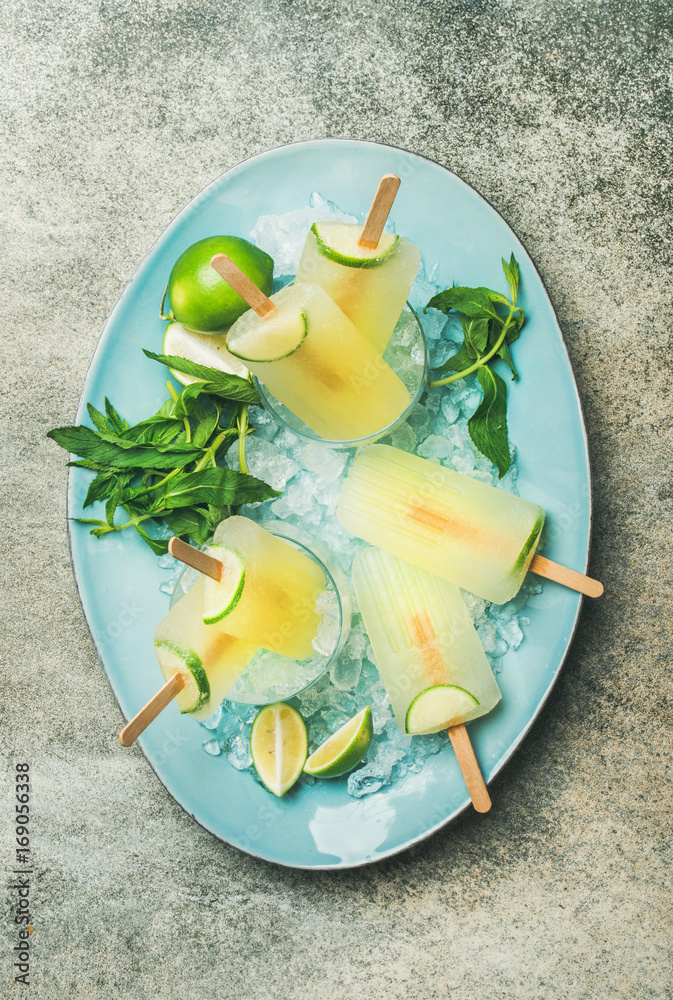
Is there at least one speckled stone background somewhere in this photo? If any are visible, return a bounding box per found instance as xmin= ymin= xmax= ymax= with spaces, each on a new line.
xmin=2 ymin=1 xmax=672 ymax=997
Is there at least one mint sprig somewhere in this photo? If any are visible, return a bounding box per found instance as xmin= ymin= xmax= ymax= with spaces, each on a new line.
xmin=427 ymin=254 xmax=525 ymax=477
xmin=48 ymin=354 xmax=280 ymax=553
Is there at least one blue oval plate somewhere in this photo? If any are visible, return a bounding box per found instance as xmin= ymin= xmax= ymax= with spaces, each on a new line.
xmin=68 ymin=139 xmax=591 ymax=869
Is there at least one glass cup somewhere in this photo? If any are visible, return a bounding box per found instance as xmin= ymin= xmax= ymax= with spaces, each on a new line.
xmin=169 ymin=519 xmax=351 ymax=706
xmin=255 ymin=303 xmax=428 ymax=449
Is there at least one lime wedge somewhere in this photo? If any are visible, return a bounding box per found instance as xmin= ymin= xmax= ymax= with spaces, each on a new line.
xmin=201 ymin=546 xmax=246 ymax=625
xmin=154 ymin=640 xmax=210 ymax=715
xmin=312 ymin=222 xmax=398 ymax=268
xmin=405 ymin=685 xmax=479 ymax=735
xmin=162 ymin=321 xmax=248 ymax=384
xmin=250 ymin=703 xmax=308 ymax=796
xmin=304 ymin=706 xmax=373 ymax=778
xmin=226 ymin=308 xmax=307 ymax=363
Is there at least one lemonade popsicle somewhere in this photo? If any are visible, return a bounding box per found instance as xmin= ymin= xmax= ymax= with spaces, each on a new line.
xmin=295 ymin=223 xmax=421 ymax=355
xmin=224 ymin=282 xmax=411 ymax=441
xmin=202 ymin=516 xmax=327 ymax=660
xmin=154 ymin=576 xmax=258 ymax=722
xmin=353 ymin=548 xmax=501 ymax=734
xmin=338 ymin=445 xmax=546 ymax=604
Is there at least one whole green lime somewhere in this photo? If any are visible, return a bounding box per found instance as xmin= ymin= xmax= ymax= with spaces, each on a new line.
xmin=166 ymin=236 xmax=273 ymax=335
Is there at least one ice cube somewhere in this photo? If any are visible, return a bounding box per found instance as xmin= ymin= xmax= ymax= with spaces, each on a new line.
xmin=301 ymin=441 xmax=347 ymax=480
xmin=224 ymin=734 xmax=252 ymax=771
xmin=330 ymin=654 xmax=363 ymax=691
xmin=389 ymin=421 xmax=418 ymax=451
xmin=230 ymin=436 xmax=299 ymax=491
xmin=440 ymin=393 xmax=461 ymax=426
xmin=495 ymin=616 xmax=524 ymax=650
xmin=417 ymin=434 xmax=454 ymax=460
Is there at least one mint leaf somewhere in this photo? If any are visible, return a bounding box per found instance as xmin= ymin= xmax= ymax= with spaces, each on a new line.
xmin=83 ymin=471 xmax=116 ymax=508
xmin=151 ymin=467 xmax=280 ymax=513
xmin=433 ymin=341 xmax=478 ymax=375
xmin=487 ymin=309 xmax=525 ymax=380
xmin=468 ymin=368 xmax=510 ymax=477
xmin=104 ymin=398 xmax=129 ymax=434
xmin=162 ymin=508 xmax=212 ymax=544
xmin=192 ymin=409 xmax=220 ymax=450
xmin=134 ymin=524 xmax=169 ymax=555
xmin=143 ymin=351 xmax=260 ymax=405
xmin=87 ymin=403 xmax=111 ymax=435
xmin=47 ymin=426 xmax=203 ymax=470
xmin=426 ymin=286 xmax=507 ymax=318
xmin=463 ymin=316 xmax=490 ymax=355
xmin=502 ymin=253 xmax=520 ymax=305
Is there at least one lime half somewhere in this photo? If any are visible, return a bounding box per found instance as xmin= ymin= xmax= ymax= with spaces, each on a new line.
xmin=312 ymin=222 xmax=398 ymax=268
xmin=250 ymin=703 xmax=308 ymax=797
xmin=304 ymin=706 xmax=373 ymax=778
xmin=405 ymin=685 xmax=479 ymax=735
xmin=162 ymin=321 xmax=248 ymax=384
xmin=167 ymin=236 xmax=273 ymax=335
xmin=201 ymin=546 xmax=246 ymax=625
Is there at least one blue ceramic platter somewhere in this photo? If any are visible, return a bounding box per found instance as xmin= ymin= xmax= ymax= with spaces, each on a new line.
xmin=68 ymin=140 xmax=591 ymax=869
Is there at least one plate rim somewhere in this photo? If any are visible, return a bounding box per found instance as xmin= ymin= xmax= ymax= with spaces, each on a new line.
xmin=66 ymin=137 xmax=592 ymax=869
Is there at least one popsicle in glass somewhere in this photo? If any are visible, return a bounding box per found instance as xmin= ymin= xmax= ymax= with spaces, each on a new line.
xmin=338 ymin=444 xmax=545 ymax=604
xmin=202 ymin=516 xmax=327 ymax=660
xmin=353 ymin=548 xmax=501 ymax=735
xmin=219 ymin=273 xmax=411 ymax=441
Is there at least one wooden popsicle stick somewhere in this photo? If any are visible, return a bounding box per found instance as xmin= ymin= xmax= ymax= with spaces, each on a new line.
xmin=119 ymin=672 xmax=185 ymax=747
xmin=168 ymin=536 xmax=223 ymax=583
xmin=530 ymin=554 xmax=603 ymax=598
xmin=448 ymin=724 xmax=492 ymax=813
xmin=210 ymin=253 xmax=275 ymax=318
xmin=358 ymin=174 xmax=401 ymax=249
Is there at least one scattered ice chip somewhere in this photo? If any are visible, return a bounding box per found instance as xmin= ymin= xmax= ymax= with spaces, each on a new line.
xmin=202 ymin=739 xmax=222 ymax=756
xmin=224 ymin=734 xmax=253 ymax=771
xmin=496 ymin=616 xmax=524 ymax=650
xmin=201 ymin=704 xmax=223 ymax=730
xmin=477 ymin=620 xmax=498 ymax=654
xmin=347 ymin=763 xmax=386 ymax=797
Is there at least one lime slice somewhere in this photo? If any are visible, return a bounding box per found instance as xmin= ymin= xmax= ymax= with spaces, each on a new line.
xmin=154 ymin=640 xmax=210 ymax=715
xmin=304 ymin=706 xmax=373 ymax=778
xmin=226 ymin=308 xmax=307 ymax=363
xmin=311 ymin=222 xmax=399 ymax=268
xmin=201 ymin=546 xmax=246 ymax=625
xmin=250 ymin=703 xmax=308 ymax=796
xmin=167 ymin=235 xmax=273 ymax=334
xmin=405 ymin=685 xmax=479 ymax=735
xmin=162 ymin=321 xmax=248 ymax=385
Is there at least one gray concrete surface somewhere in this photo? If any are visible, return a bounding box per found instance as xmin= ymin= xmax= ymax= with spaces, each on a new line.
xmin=2 ymin=1 xmax=672 ymax=997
